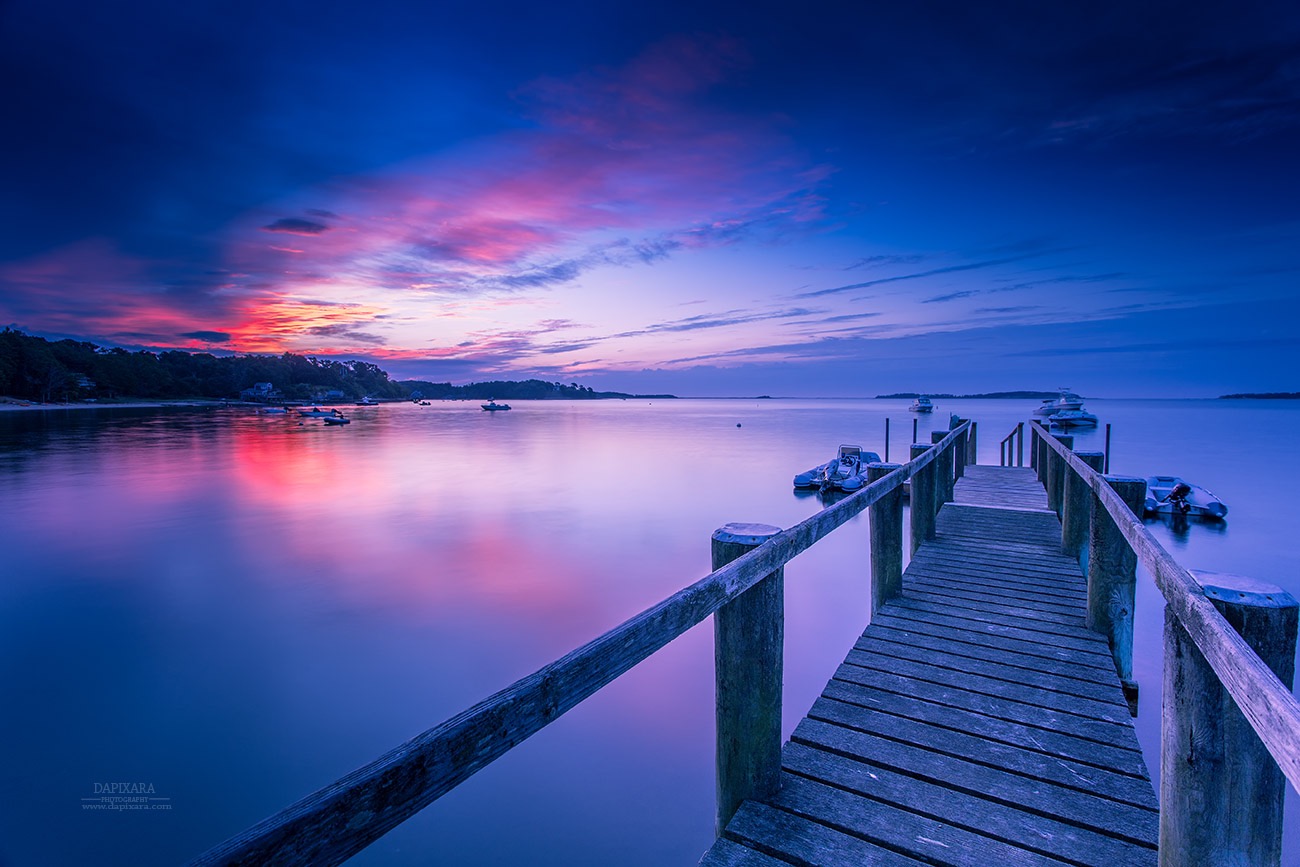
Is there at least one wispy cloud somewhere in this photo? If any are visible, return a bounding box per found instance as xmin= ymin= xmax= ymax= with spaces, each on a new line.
xmin=797 ymin=254 xmax=1040 ymax=299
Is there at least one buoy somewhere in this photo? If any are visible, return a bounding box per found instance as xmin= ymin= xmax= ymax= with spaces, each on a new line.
xmin=736 ymin=423 xmax=742 ymax=427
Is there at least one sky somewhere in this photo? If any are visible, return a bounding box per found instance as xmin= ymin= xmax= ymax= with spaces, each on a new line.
xmin=2 ymin=0 xmax=1298 ymax=397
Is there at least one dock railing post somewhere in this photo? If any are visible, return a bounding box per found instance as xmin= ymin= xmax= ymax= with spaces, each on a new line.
xmin=950 ymin=417 xmax=967 ymax=480
xmin=1086 ymin=475 xmax=1145 ymax=701
xmin=1016 ymin=421 xmax=1024 ymax=467
xmin=1030 ymin=425 xmax=1039 ymax=472
xmin=1046 ymin=433 xmax=1073 ymax=517
xmin=968 ymin=421 xmax=977 ymax=465
xmin=909 ymin=444 xmax=935 ymax=555
xmin=1160 ymin=572 xmax=1298 ymax=866
xmin=711 ymin=523 xmax=784 ymax=834
xmin=931 ymin=430 xmax=954 ymax=503
xmin=1062 ymin=451 xmax=1105 ymax=563
xmin=867 ymin=463 xmax=903 ymax=613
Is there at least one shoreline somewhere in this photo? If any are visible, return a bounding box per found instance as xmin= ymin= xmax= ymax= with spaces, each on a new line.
xmin=0 ymin=399 xmax=233 ymax=413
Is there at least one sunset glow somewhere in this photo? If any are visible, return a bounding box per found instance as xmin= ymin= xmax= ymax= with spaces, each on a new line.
xmin=3 ymin=7 xmax=1298 ymax=395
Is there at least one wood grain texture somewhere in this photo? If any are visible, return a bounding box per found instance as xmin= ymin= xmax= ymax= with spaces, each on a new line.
xmin=705 ymin=465 xmax=1159 ymax=866
xmin=1032 ymin=420 xmax=1300 ymax=794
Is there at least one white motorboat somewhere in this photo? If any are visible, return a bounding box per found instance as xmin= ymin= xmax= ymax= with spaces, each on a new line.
xmin=793 ymin=445 xmax=882 ymax=492
xmin=909 ymin=396 xmax=935 ymax=413
xmin=1047 ymin=409 xmax=1098 ymax=428
xmin=1144 ymin=476 xmax=1228 ymax=519
xmin=355 ymin=396 xmax=379 ymax=406
xmin=1034 ymin=389 xmax=1084 ymax=416
xmin=481 ymin=399 xmax=511 ymax=411
xmin=298 ymin=407 xmax=339 ymax=417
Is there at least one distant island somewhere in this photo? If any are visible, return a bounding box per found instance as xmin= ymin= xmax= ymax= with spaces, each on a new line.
xmin=1219 ymin=392 xmax=1300 ymax=399
xmin=876 ymin=391 xmax=1061 ymax=400
xmin=0 ymin=329 xmax=674 ymax=403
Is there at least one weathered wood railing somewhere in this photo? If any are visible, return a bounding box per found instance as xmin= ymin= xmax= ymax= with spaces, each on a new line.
xmin=999 ymin=420 xmax=1024 ymax=467
xmin=1029 ymin=420 xmax=1300 ymax=867
xmin=188 ymin=423 xmax=973 ymax=866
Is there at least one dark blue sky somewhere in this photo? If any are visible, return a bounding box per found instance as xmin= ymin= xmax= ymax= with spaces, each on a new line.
xmin=3 ymin=0 xmax=1298 ymax=395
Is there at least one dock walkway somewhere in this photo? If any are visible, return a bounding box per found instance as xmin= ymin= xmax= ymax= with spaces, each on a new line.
xmin=703 ymin=465 xmax=1159 ymax=866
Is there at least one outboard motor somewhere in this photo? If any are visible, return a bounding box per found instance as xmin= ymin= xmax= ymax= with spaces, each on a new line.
xmin=1165 ymin=482 xmax=1193 ymax=515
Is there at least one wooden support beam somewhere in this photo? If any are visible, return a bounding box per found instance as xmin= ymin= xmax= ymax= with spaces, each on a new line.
xmin=909 ymin=444 xmax=935 ymax=555
xmin=713 ymin=523 xmax=785 ymax=834
xmin=1046 ymin=433 xmax=1073 ymax=517
xmin=1160 ymin=572 xmax=1298 ymax=867
xmin=1086 ymin=475 xmax=1145 ymax=693
xmin=867 ymin=463 xmax=903 ymax=614
xmin=931 ymin=430 xmax=954 ymax=504
xmin=1062 ymin=451 xmax=1105 ymax=563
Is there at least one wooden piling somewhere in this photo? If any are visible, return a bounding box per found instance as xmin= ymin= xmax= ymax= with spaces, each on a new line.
xmin=1046 ymin=433 xmax=1073 ymax=517
xmin=867 ymin=463 xmax=903 ymax=614
xmin=909 ymin=444 xmax=935 ymax=555
xmin=931 ymin=430 xmax=954 ymax=503
xmin=1086 ymin=475 xmax=1145 ymax=693
xmin=1062 ymin=451 xmax=1105 ymax=563
xmin=712 ymin=523 xmax=784 ymax=834
xmin=968 ymin=420 xmax=978 ymax=465
xmin=912 ymin=417 xmax=918 ymax=444
xmin=1160 ymin=572 xmax=1298 ymax=867
xmin=884 ymin=418 xmax=890 ymax=463
xmin=1016 ymin=421 xmax=1024 ymax=467
xmin=949 ymin=417 xmax=967 ymax=479
xmin=1030 ymin=425 xmax=1039 ymax=472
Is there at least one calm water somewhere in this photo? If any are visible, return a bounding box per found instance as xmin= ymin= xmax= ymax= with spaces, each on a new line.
xmin=1 ymin=398 xmax=1297 ymax=866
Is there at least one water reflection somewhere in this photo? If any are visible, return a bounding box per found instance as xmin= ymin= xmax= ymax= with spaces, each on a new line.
xmin=1 ymin=398 xmax=1297 ymax=865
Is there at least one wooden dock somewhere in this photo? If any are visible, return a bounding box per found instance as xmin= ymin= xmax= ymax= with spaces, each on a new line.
xmin=189 ymin=421 xmax=1300 ymax=867
xmin=703 ymin=466 xmax=1159 ymax=866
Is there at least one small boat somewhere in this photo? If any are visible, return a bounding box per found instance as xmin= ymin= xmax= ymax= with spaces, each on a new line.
xmin=909 ymin=396 xmax=935 ymax=413
xmin=323 ymin=415 xmax=351 ymax=425
xmin=793 ymin=445 xmax=882 ymax=492
xmin=1144 ymin=476 xmax=1228 ymax=519
xmin=1047 ymin=409 xmax=1099 ymax=428
xmin=481 ymin=400 xmax=511 ymax=411
xmin=257 ymin=407 xmax=288 ymax=415
xmin=356 ymin=396 xmax=379 ymax=406
xmin=1034 ymin=389 xmax=1085 ymax=416
xmin=298 ymin=407 xmax=338 ymax=417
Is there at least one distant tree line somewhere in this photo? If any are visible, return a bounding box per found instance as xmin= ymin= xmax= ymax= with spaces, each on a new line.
xmin=0 ymin=329 xmax=406 ymax=402
xmin=875 ymin=391 xmax=1061 ymax=399
xmin=0 ymin=329 xmax=676 ymax=403
xmin=1219 ymin=392 xmax=1300 ymax=399
xmin=400 ymin=379 xmax=674 ymax=400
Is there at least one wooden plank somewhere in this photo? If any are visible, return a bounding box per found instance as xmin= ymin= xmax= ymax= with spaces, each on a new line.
xmin=783 ymin=742 xmax=1156 ymax=867
xmin=883 ymin=600 xmax=1113 ymax=657
xmin=900 ymin=579 xmax=1085 ymax=618
xmin=792 ymin=719 xmax=1159 ymax=844
xmin=698 ymin=837 xmax=793 ymax=867
xmin=841 ymin=652 xmax=1131 ymax=723
xmin=722 ymin=801 xmax=929 ymax=866
xmin=831 ymin=663 xmax=1138 ymax=749
xmin=872 ymin=611 xmax=1115 ymax=673
xmin=902 ymin=568 xmax=1088 ymax=603
xmin=806 ymin=697 xmax=1153 ymax=806
xmin=900 ymin=588 xmax=1085 ymax=628
xmin=820 ymin=679 xmax=1150 ymax=777
xmin=865 ymin=623 xmax=1123 ymax=686
xmin=769 ymin=773 xmax=1067 ymax=866
xmin=852 ymin=635 xmax=1128 ymax=706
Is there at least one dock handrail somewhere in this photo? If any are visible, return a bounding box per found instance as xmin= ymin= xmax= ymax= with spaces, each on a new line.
xmin=1031 ymin=420 xmax=1299 ymax=864
xmin=999 ymin=421 xmax=1024 ymax=466
xmin=190 ymin=425 xmax=971 ymax=865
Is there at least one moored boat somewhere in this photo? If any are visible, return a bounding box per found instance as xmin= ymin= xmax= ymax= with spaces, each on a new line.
xmin=793 ymin=445 xmax=882 ymax=492
xmin=1034 ymin=388 xmax=1084 ymax=416
xmin=1144 ymin=476 xmax=1227 ymax=519
xmin=1047 ymin=409 xmax=1098 ymax=428
xmin=298 ymin=407 xmax=339 ymax=417
xmin=481 ymin=399 xmax=511 ymax=411
xmin=355 ymin=396 xmax=379 ymax=406
xmin=323 ymin=415 xmax=351 ymax=425
xmin=909 ymin=396 xmax=934 ymax=413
